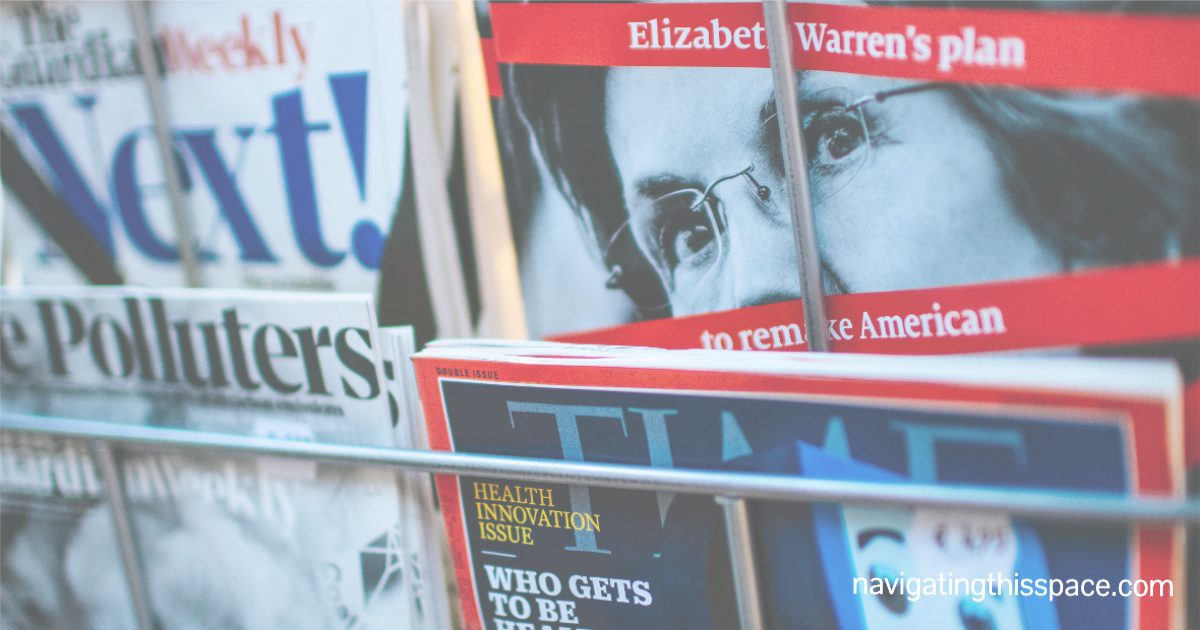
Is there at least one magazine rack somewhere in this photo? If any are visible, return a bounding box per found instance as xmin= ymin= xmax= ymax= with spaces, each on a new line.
xmin=3 ymin=3 xmax=1198 ymax=630
xmin=3 ymin=412 xmax=1198 ymax=630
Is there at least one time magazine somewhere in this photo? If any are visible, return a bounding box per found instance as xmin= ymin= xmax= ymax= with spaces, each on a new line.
xmin=414 ymin=342 xmax=1184 ymax=629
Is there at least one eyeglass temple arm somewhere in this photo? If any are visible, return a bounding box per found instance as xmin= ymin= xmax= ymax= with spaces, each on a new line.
xmin=849 ymin=81 xmax=954 ymax=110
xmin=694 ymin=165 xmax=772 ymax=207
xmin=695 ymin=166 xmax=758 ymax=206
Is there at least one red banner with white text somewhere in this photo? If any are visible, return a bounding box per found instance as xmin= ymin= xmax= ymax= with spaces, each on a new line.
xmin=554 ymin=258 xmax=1200 ymax=355
xmin=555 ymin=259 xmax=1200 ymax=467
xmin=489 ymin=2 xmax=1200 ymax=96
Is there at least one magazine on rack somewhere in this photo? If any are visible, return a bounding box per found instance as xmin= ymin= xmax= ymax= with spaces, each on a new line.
xmin=0 ymin=286 xmax=416 ymax=628
xmin=0 ymin=0 xmax=488 ymax=341
xmin=413 ymin=341 xmax=1184 ymax=630
xmin=0 ymin=431 xmax=134 ymax=628
xmin=380 ymin=325 xmax=456 ymax=630
xmin=1 ymin=1 xmax=404 ymax=289
xmin=481 ymin=1 xmax=1200 ymax=455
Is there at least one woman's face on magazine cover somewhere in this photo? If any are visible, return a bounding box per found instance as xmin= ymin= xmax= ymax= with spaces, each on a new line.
xmin=605 ymin=67 xmax=797 ymax=315
xmin=604 ymin=67 xmax=1062 ymax=315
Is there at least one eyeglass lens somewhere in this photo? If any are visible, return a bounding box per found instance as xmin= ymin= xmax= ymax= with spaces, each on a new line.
xmin=606 ymin=88 xmax=874 ymax=312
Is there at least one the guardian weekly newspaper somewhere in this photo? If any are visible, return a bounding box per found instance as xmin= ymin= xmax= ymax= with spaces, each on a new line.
xmin=1 ymin=1 xmax=409 ymax=291
xmin=414 ymin=342 xmax=1184 ymax=630
xmin=0 ymin=287 xmax=416 ymax=628
xmin=2 ymin=0 xmax=494 ymax=343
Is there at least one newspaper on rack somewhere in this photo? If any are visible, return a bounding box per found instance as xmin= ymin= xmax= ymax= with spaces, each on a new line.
xmin=482 ymin=0 xmax=1199 ymax=353
xmin=0 ymin=286 xmax=413 ymax=628
xmin=0 ymin=0 xmax=499 ymax=342
xmin=379 ymin=325 xmax=455 ymax=630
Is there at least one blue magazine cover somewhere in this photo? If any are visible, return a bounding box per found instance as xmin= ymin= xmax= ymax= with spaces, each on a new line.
xmin=412 ymin=349 xmax=1182 ymax=630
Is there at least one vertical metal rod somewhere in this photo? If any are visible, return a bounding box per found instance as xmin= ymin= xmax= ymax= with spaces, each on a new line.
xmin=718 ymin=496 xmax=766 ymax=630
xmin=92 ymin=441 xmax=155 ymax=630
xmin=129 ymin=0 xmax=202 ymax=287
xmin=762 ymin=0 xmax=830 ymax=352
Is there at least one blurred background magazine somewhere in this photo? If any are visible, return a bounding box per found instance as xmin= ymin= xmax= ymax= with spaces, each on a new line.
xmin=0 ymin=0 xmax=509 ymax=343
xmin=0 ymin=287 xmax=413 ymax=628
xmin=380 ymin=325 xmax=455 ymax=630
xmin=1 ymin=1 xmax=407 ymax=291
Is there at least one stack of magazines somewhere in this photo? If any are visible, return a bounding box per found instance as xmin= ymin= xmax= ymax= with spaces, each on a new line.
xmin=1 ymin=0 xmax=1196 ymax=629
xmin=0 ymin=287 xmax=452 ymax=629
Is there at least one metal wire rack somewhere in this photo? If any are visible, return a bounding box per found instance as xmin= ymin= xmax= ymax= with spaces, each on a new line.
xmin=3 ymin=2 xmax=1198 ymax=629
xmin=3 ymin=413 xmax=1198 ymax=630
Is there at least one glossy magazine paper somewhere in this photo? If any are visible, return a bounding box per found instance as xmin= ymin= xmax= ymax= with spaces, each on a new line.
xmin=0 ymin=287 xmax=412 ymax=628
xmin=413 ymin=342 xmax=1184 ymax=629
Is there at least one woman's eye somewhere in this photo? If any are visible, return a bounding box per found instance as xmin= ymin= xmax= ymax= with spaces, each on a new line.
xmin=666 ymin=207 xmax=715 ymax=267
xmin=822 ymin=123 xmax=864 ymax=160
xmin=648 ymin=192 xmax=719 ymax=272
xmin=805 ymin=109 xmax=867 ymax=166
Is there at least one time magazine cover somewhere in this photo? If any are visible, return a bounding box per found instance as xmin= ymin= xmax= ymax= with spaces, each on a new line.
xmin=0 ymin=287 xmax=415 ymax=628
xmin=413 ymin=343 xmax=1185 ymax=629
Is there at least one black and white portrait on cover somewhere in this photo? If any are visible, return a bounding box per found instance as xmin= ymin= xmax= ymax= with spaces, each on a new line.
xmin=495 ymin=1 xmax=1199 ymax=338
xmin=0 ymin=450 xmax=410 ymax=630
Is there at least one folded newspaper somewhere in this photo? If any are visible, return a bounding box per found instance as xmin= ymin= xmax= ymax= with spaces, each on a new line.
xmin=0 ymin=0 xmax=409 ymax=291
xmin=0 ymin=287 xmax=428 ymax=629
xmin=413 ymin=341 xmax=1184 ymax=630
xmin=380 ymin=325 xmax=456 ymax=630
xmin=0 ymin=0 xmax=489 ymax=343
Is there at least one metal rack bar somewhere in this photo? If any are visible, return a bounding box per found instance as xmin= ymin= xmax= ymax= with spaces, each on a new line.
xmin=762 ymin=0 xmax=830 ymax=352
xmin=5 ymin=414 xmax=1198 ymax=525
xmin=129 ymin=0 xmax=202 ymax=288
xmin=757 ymin=5 xmax=842 ymax=620
xmin=92 ymin=441 xmax=156 ymax=630
xmin=718 ymin=497 xmax=767 ymax=630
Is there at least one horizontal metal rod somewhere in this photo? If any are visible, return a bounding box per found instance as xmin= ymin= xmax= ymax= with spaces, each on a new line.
xmin=3 ymin=413 xmax=1197 ymax=525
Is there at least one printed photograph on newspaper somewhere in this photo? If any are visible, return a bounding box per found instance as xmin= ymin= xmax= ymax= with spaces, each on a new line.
xmin=486 ymin=0 xmax=1198 ymax=357
xmin=0 ymin=287 xmax=413 ymax=629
